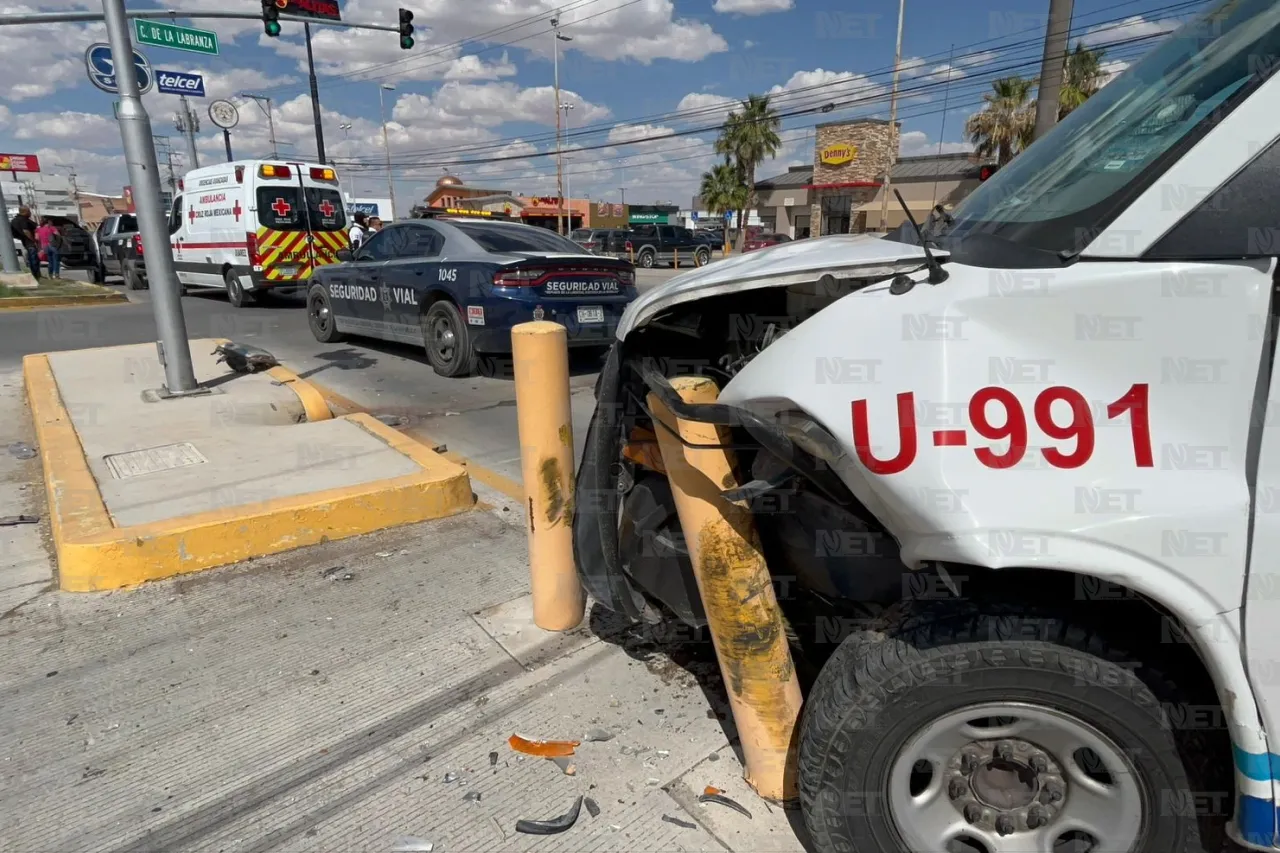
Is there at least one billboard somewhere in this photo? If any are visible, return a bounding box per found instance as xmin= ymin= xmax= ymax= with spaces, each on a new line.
xmin=0 ymin=154 xmax=40 ymax=173
xmin=278 ymin=0 xmax=342 ymax=22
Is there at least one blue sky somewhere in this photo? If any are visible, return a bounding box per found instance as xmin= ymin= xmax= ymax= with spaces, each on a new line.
xmin=0 ymin=0 xmax=1202 ymax=213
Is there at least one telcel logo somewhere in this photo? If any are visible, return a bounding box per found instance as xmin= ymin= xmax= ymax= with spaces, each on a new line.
xmin=158 ymin=73 xmax=199 ymax=90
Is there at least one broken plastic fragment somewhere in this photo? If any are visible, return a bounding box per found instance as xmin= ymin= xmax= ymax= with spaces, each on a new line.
xmin=488 ymin=751 xmax=498 ymax=767
xmin=661 ymin=814 xmax=696 ymax=829
xmin=7 ymin=442 xmax=36 ymax=459
xmin=515 ymin=795 xmax=583 ymax=835
xmin=508 ymin=733 xmax=579 ymax=757
xmin=442 ymin=771 xmax=458 ymax=783
xmin=698 ymin=791 xmax=752 ymax=819
xmin=583 ymin=728 xmax=614 ymax=742
xmin=584 ymin=797 xmax=600 ymax=818
xmin=375 ymin=551 xmax=393 ymax=558
xmin=391 ymin=837 xmax=434 ymax=852
xmin=463 ymin=791 xmax=482 ymax=802
xmin=550 ymin=756 xmax=576 ymax=775
xmin=320 ymin=566 xmax=353 ymax=581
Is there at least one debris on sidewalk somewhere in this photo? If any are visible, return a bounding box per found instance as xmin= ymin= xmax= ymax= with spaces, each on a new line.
xmin=375 ymin=414 xmax=407 ymax=427
xmin=375 ymin=551 xmax=393 ymax=558
xmin=442 ymin=771 xmax=458 ymax=784
xmin=508 ymin=733 xmax=579 ymax=757
xmin=515 ymin=795 xmax=583 ymax=835
xmin=320 ymin=566 xmax=354 ymax=582
xmin=0 ymin=514 xmax=39 ymax=526
xmin=549 ymin=755 xmax=576 ymax=775
xmin=390 ymin=837 xmax=434 ymax=852
xmin=212 ymin=342 xmax=278 ymax=374
xmin=661 ymin=814 xmax=697 ymax=829
xmin=488 ymin=815 xmax=506 ymax=842
xmin=698 ymin=787 xmax=752 ymax=819
xmin=583 ymin=727 xmax=614 ymax=742
xmin=463 ymin=791 xmax=482 ymax=802
xmin=584 ymin=797 xmax=601 ymax=818
xmin=7 ymin=441 xmax=35 ymax=459
xmin=488 ymin=751 xmax=498 ymax=767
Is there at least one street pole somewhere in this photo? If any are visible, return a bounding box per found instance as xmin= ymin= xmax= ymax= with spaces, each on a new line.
xmin=102 ymin=0 xmax=198 ymax=394
xmin=1033 ymin=0 xmax=1075 ymax=141
xmin=877 ymin=0 xmax=905 ymax=233
xmin=177 ymin=95 xmax=199 ymax=170
xmin=223 ymin=128 xmax=233 ymax=162
xmin=242 ymin=94 xmax=278 ymax=158
xmin=0 ymin=179 xmax=20 ymax=274
xmin=379 ymin=83 xmax=397 ymax=218
xmin=561 ymin=102 xmax=574 ymax=230
xmin=304 ymin=22 xmax=326 ymax=163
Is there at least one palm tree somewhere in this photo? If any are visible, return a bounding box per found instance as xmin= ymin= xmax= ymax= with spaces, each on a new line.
xmin=699 ymin=160 xmax=748 ymax=254
xmin=715 ymin=94 xmax=782 ymax=250
xmin=1058 ymin=42 xmax=1107 ymax=119
xmin=965 ymin=76 xmax=1036 ymax=166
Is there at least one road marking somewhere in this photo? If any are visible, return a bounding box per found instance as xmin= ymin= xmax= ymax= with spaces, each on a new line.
xmin=306 ymin=378 xmax=526 ymax=503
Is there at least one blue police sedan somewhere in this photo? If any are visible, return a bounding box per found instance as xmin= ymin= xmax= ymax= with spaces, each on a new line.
xmin=307 ymin=212 xmax=638 ymax=377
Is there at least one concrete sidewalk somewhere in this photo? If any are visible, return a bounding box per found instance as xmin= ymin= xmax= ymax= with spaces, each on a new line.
xmin=24 ymin=339 xmax=473 ymax=591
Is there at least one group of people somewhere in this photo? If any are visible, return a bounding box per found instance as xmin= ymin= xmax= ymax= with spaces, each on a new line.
xmin=9 ymin=206 xmax=64 ymax=279
xmin=346 ymin=212 xmax=384 ymax=250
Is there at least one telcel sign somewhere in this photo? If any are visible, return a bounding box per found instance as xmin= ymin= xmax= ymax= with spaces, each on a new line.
xmin=819 ymin=144 xmax=858 ymax=166
xmin=156 ymin=70 xmax=205 ymax=97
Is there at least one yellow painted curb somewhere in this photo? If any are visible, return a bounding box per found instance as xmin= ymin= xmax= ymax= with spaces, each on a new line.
xmin=266 ymin=365 xmax=332 ymax=422
xmin=0 ymin=292 xmax=128 ymax=310
xmin=23 ymin=352 xmax=475 ymax=592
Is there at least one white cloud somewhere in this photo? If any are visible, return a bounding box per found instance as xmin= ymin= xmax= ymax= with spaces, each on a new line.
xmin=1098 ymin=59 xmax=1131 ymax=88
xmin=607 ymin=123 xmax=676 ymax=144
xmin=899 ymin=130 xmax=974 ymax=157
xmin=769 ymin=68 xmax=886 ymax=113
xmin=392 ymin=83 xmax=610 ymax=129
xmin=955 ymin=50 xmax=1000 ymax=69
xmin=743 ymin=40 xmax=756 ymax=49
xmin=13 ymin=111 xmax=117 ymax=145
xmin=675 ymin=92 xmax=739 ymax=126
xmin=712 ymin=0 xmax=794 ymax=15
xmin=1082 ymin=15 xmax=1180 ymax=47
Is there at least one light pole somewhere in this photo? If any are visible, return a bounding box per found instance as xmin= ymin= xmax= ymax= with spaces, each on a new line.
xmin=561 ymin=102 xmax=575 ymax=230
xmin=239 ymin=93 xmax=278 ymax=158
xmin=877 ymin=0 xmax=906 ymax=234
xmin=378 ymin=83 xmax=397 ymax=219
xmin=1033 ymin=0 xmax=1075 ymax=141
xmin=551 ymin=14 xmax=572 ymax=235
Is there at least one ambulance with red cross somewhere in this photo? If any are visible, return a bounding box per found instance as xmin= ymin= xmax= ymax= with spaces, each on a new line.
xmin=167 ymin=159 xmax=349 ymax=307
xmin=574 ymin=1 xmax=1280 ymax=850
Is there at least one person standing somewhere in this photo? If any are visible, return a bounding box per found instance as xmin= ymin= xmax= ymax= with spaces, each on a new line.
xmin=35 ymin=217 xmax=62 ymax=278
xmin=348 ymin=212 xmax=368 ymax=250
xmin=10 ymin=206 xmax=38 ymax=279
xmin=368 ymin=216 xmax=384 ymax=233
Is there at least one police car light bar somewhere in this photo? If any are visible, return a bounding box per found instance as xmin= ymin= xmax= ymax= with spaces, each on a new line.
xmin=418 ymin=207 xmax=513 ymax=221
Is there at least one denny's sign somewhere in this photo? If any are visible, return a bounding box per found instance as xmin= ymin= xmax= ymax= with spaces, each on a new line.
xmin=819 ymin=144 xmax=857 ymax=166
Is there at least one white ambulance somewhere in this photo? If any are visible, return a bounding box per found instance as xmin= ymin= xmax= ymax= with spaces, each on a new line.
xmin=166 ymin=159 xmax=349 ymax=307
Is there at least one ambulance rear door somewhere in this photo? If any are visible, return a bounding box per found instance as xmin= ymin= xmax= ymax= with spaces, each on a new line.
xmin=299 ymin=165 xmax=347 ymax=275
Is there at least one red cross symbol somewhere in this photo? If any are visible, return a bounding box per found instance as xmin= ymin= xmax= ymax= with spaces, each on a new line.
xmin=232 ymin=200 xmax=242 ymax=222
xmin=318 ymin=200 xmax=335 ymax=218
xmin=188 ymin=207 xmax=196 ymax=223
xmin=271 ymin=197 xmax=292 ymax=217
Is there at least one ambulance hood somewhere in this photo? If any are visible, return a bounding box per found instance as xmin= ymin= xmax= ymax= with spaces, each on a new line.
xmin=616 ymin=233 xmax=944 ymax=339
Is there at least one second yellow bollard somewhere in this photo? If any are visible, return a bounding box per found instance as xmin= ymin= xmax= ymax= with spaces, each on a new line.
xmin=512 ymin=321 xmax=585 ymax=631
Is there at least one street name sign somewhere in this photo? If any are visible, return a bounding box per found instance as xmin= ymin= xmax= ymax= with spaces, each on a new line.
xmin=134 ymin=19 xmax=219 ymax=56
xmin=156 ymin=70 xmax=206 ymax=97
xmin=84 ymin=43 xmax=154 ymax=95
xmin=0 ymin=154 xmax=40 ymax=173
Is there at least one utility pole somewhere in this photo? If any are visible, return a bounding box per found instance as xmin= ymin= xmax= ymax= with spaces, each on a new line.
xmin=0 ymin=176 xmax=19 ymax=274
xmin=175 ymin=96 xmax=200 ymax=171
xmin=154 ymin=135 xmax=178 ymax=196
xmin=877 ymin=0 xmax=906 ymax=234
xmin=101 ymin=0 xmax=198 ymax=395
xmin=1033 ymin=0 xmax=1075 ymax=141
xmin=551 ymin=14 xmax=572 ymax=235
xmin=378 ymin=83 xmax=397 ymax=218
xmin=56 ymin=163 xmax=82 ymax=221
xmin=240 ymin=93 xmax=278 ymax=157
xmin=561 ymin=102 xmax=574 ymax=230
xmin=304 ymin=23 xmax=325 ymax=163
xmin=618 ymin=187 xmax=625 ymax=206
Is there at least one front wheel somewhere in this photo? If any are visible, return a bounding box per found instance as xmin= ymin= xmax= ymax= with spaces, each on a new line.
xmin=694 ymin=247 xmax=710 ymax=267
xmin=799 ymin=601 xmax=1221 ymax=853
xmin=225 ymin=269 xmax=254 ymax=308
xmin=422 ymin=300 xmax=474 ymax=378
xmin=307 ymin=285 xmax=344 ymax=343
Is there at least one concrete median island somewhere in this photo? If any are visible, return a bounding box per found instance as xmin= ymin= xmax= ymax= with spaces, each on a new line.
xmin=0 ymin=277 xmax=128 ymax=309
xmin=23 ymin=338 xmax=474 ymax=591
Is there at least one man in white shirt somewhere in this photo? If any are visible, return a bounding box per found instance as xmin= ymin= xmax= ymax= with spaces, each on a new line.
xmin=348 ymin=213 xmax=368 ymax=250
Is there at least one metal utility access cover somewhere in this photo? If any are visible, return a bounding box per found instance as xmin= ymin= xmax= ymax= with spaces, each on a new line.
xmin=104 ymin=443 xmax=208 ymax=480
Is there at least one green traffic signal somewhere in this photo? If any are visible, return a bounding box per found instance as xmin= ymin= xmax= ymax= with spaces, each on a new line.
xmin=265 ymin=20 xmax=281 ymax=36
xmin=400 ymin=35 xmax=414 ymax=49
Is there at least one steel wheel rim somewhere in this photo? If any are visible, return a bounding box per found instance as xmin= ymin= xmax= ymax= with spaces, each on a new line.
xmin=310 ymin=295 xmax=330 ymax=333
xmin=227 ymin=276 xmax=241 ymax=302
xmin=430 ymin=314 xmax=456 ymax=363
xmin=887 ymin=701 xmax=1144 ymax=853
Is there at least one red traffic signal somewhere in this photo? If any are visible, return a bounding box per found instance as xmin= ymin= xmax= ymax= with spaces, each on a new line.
xmin=979 ymin=163 xmax=999 ymax=182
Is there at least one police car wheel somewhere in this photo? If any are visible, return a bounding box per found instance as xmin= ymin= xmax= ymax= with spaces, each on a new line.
xmin=422 ymin=300 xmax=475 ymax=378
xmin=307 ymin=286 xmax=344 ymax=343
xmin=225 ymin=270 xmax=254 ymax=308
xmin=799 ymin=600 xmax=1220 ymax=853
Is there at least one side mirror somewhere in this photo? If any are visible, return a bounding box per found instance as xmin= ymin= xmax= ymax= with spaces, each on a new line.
xmin=336 ymin=249 xmax=353 ymax=262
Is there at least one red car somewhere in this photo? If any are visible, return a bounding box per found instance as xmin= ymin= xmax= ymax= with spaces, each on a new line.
xmin=743 ymin=233 xmax=792 ymax=252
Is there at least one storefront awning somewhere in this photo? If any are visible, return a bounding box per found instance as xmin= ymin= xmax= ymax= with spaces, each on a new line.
xmin=803 ymin=181 xmax=882 ymax=190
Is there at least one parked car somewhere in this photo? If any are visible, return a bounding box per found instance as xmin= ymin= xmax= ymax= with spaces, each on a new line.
xmin=743 ymin=232 xmax=793 ymax=252
xmin=44 ymin=216 xmax=100 ymax=279
xmin=94 ymin=213 xmax=146 ymax=289
xmin=623 ymin=223 xmax=710 ymax=268
xmin=309 ymin=216 xmax=638 ymax=377
xmin=569 ymin=228 xmax=631 ymax=257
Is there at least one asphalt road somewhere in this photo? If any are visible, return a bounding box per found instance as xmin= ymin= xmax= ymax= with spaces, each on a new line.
xmin=0 ymin=268 xmax=685 ymax=487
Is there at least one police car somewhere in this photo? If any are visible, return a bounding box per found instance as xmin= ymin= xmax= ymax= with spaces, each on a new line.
xmin=308 ymin=208 xmax=638 ymax=377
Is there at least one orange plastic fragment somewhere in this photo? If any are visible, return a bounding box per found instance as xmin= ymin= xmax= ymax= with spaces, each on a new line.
xmin=703 ymin=786 xmax=723 ymax=796
xmin=508 ymin=734 xmax=580 ymax=757
xmin=622 ymin=426 xmax=666 ymax=474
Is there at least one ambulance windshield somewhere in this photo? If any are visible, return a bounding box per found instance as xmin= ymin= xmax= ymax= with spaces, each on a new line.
xmin=940 ymin=0 xmax=1280 ymax=261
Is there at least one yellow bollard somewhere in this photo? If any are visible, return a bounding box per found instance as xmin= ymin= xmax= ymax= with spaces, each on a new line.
xmin=512 ymin=321 xmax=586 ymax=631
xmin=648 ymin=377 xmax=803 ymax=802
xmin=674 ymin=248 xmax=680 ymax=269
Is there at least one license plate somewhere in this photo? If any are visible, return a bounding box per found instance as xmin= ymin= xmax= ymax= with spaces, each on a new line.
xmin=577 ymin=306 xmax=604 ymax=324
xmin=277 ymin=266 xmax=298 ymax=277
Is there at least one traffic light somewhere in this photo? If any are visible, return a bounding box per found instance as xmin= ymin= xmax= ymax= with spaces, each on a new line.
xmin=262 ymin=0 xmax=281 ymax=37
xmin=979 ymin=163 xmax=999 ymax=182
xmin=398 ymin=8 xmax=414 ymax=49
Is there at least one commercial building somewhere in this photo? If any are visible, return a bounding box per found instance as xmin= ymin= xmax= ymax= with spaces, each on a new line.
xmin=420 ymin=174 xmax=631 ymax=231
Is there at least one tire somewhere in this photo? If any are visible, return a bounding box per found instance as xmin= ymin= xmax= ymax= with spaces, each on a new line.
xmin=694 ymin=247 xmax=710 ymax=267
xmin=637 ymin=249 xmax=656 ymax=268
xmin=421 ymin=300 xmax=475 ymax=378
xmin=225 ymin=269 xmax=254 ymax=308
xmin=307 ymin=285 xmax=344 ymax=343
xmin=124 ymin=263 xmax=144 ymax=291
xmin=799 ymin=599 xmax=1223 ymax=853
